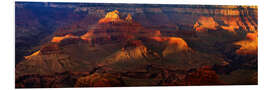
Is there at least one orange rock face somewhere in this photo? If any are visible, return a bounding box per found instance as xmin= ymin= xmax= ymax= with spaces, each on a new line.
xmin=150 ymin=37 xmax=189 ymax=49
xmin=149 ymin=36 xmax=190 ymax=56
xmin=51 ymin=34 xmax=79 ymax=43
xmin=193 ymin=13 xmax=257 ymax=32
xmin=219 ymin=17 xmax=241 ymax=32
xmin=193 ymin=16 xmax=219 ymax=32
xmin=24 ymin=50 xmax=40 ymax=60
xmin=234 ymin=32 xmax=258 ymax=55
xmin=246 ymin=32 xmax=258 ymax=41
xmin=98 ymin=10 xmax=124 ymax=24
xmin=80 ymin=30 xmax=94 ymax=41
xmin=125 ymin=13 xmax=133 ymax=22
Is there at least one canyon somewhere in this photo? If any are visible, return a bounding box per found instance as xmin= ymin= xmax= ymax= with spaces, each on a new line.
xmin=15 ymin=2 xmax=257 ymax=88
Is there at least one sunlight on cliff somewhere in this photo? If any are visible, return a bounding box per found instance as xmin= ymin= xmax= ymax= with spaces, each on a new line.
xmin=51 ymin=34 xmax=78 ymax=43
xmin=98 ymin=10 xmax=124 ymax=24
xmin=234 ymin=32 xmax=258 ymax=55
xmin=101 ymin=40 xmax=148 ymax=66
xmin=80 ymin=30 xmax=94 ymax=41
xmin=193 ymin=16 xmax=219 ymax=31
xmin=24 ymin=50 xmax=40 ymax=60
xmin=162 ymin=37 xmax=190 ymax=56
xmin=149 ymin=36 xmax=189 ymax=56
xmin=125 ymin=13 xmax=133 ymax=22
xmin=220 ymin=17 xmax=240 ymax=32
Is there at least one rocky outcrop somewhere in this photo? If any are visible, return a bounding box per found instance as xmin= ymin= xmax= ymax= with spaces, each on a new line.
xmin=80 ymin=11 xmax=145 ymax=45
xmin=51 ymin=34 xmax=79 ymax=43
xmin=98 ymin=10 xmax=124 ymax=24
xmin=24 ymin=43 xmax=61 ymax=60
xmin=24 ymin=50 xmax=40 ymax=60
xmin=80 ymin=30 xmax=94 ymax=41
xmin=234 ymin=32 xmax=258 ymax=55
xmin=193 ymin=7 xmax=257 ymax=32
xmin=125 ymin=13 xmax=133 ymax=22
xmin=146 ymin=36 xmax=190 ymax=56
xmin=193 ymin=16 xmax=219 ymax=32
xmin=162 ymin=37 xmax=190 ymax=56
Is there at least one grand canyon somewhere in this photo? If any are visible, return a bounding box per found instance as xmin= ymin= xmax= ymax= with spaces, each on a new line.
xmin=15 ymin=2 xmax=258 ymax=88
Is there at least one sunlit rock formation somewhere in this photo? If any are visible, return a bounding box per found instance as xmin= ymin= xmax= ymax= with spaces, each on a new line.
xmin=51 ymin=34 xmax=79 ymax=43
xmin=16 ymin=43 xmax=69 ymax=75
xmin=24 ymin=43 xmax=62 ymax=60
xmin=191 ymin=6 xmax=257 ymax=32
xmin=99 ymin=40 xmax=148 ymax=67
xmin=125 ymin=13 xmax=133 ymax=22
xmin=149 ymin=37 xmax=190 ymax=56
xmin=234 ymin=32 xmax=258 ymax=55
xmin=80 ymin=30 xmax=94 ymax=41
xmin=162 ymin=37 xmax=190 ymax=56
xmin=80 ymin=11 xmax=144 ymax=45
xmin=193 ymin=16 xmax=219 ymax=32
xmin=24 ymin=50 xmax=40 ymax=60
xmin=219 ymin=17 xmax=242 ymax=32
xmin=98 ymin=10 xmax=124 ymax=24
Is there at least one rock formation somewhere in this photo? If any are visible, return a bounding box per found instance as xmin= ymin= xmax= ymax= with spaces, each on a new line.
xmin=98 ymin=10 xmax=124 ymax=24
xmin=234 ymin=32 xmax=258 ymax=55
xmin=125 ymin=13 xmax=133 ymax=22
xmin=51 ymin=34 xmax=79 ymax=43
xmin=15 ymin=3 xmax=258 ymax=87
xmin=193 ymin=16 xmax=219 ymax=32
